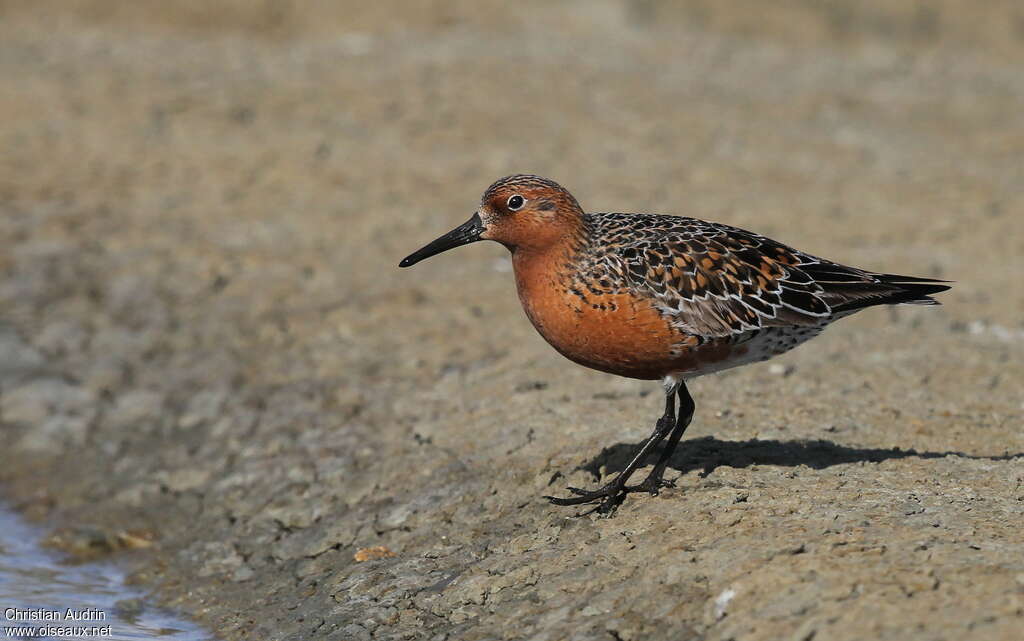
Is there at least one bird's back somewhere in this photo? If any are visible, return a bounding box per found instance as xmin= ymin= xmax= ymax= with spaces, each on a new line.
xmin=578 ymin=211 xmax=948 ymax=334
xmin=522 ymin=211 xmax=949 ymax=379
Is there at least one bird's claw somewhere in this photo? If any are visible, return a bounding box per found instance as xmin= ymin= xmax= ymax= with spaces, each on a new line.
xmin=545 ymin=480 xmax=624 ymax=511
xmin=545 ymin=468 xmax=680 ymax=514
xmin=626 ymin=474 xmax=675 ymax=496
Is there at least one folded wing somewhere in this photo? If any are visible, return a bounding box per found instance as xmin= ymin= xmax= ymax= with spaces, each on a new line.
xmin=592 ymin=214 xmax=949 ymax=339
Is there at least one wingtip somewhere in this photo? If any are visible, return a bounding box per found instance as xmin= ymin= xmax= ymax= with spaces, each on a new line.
xmin=877 ymin=273 xmax=955 ymax=285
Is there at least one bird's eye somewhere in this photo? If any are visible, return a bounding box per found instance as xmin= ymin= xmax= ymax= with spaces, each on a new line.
xmin=507 ymin=195 xmax=525 ymax=211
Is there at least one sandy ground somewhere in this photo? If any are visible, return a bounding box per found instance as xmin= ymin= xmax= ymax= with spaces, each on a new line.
xmin=1 ymin=2 xmax=1023 ymax=640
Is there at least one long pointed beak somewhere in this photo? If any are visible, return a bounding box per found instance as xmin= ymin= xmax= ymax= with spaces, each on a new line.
xmin=399 ymin=213 xmax=485 ymax=268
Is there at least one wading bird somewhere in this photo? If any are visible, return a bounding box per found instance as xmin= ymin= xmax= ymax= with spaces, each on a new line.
xmin=400 ymin=175 xmax=949 ymax=514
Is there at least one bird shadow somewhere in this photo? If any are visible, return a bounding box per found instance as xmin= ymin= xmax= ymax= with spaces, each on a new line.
xmin=577 ymin=436 xmax=1024 ymax=481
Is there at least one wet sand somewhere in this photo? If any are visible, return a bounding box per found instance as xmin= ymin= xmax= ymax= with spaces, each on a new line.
xmin=1 ymin=2 xmax=1023 ymax=639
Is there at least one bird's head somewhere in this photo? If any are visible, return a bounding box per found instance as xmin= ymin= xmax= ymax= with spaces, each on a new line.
xmin=399 ymin=174 xmax=583 ymax=268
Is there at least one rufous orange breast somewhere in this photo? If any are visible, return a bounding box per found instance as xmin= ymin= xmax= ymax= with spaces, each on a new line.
xmin=511 ymin=248 xmax=751 ymax=381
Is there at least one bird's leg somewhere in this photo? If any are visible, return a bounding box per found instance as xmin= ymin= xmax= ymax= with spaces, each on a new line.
xmin=546 ymin=387 xmax=677 ymax=513
xmin=627 ymin=382 xmax=695 ymax=495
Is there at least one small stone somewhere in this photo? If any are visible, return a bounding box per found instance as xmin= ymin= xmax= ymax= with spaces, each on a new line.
xmin=264 ymin=503 xmax=319 ymax=530
xmin=337 ymin=624 xmax=371 ymax=641
xmin=304 ymin=518 xmax=361 ymax=557
xmin=378 ymin=502 xmax=415 ymax=531
xmin=116 ymin=529 xmax=156 ymax=549
xmin=447 ymin=605 xmax=479 ymax=625
xmin=354 ymin=546 xmax=396 ymax=562
xmin=43 ymin=526 xmax=117 ymax=560
xmin=711 ymin=587 xmax=735 ymax=621
xmin=178 ymin=389 xmax=228 ymax=429
xmin=107 ymin=390 xmax=165 ymax=429
xmin=193 ymin=541 xmax=245 ymax=578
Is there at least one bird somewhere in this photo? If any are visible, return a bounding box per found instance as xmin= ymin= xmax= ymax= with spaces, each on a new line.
xmin=399 ymin=174 xmax=950 ymax=514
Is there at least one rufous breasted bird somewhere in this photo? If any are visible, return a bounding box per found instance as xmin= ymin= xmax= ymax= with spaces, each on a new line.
xmin=400 ymin=175 xmax=949 ymax=514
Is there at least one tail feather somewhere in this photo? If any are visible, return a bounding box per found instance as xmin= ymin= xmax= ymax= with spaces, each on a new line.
xmin=827 ymin=274 xmax=951 ymax=313
xmin=875 ymin=273 xmax=950 ymax=284
xmin=796 ymin=262 xmax=951 ymax=313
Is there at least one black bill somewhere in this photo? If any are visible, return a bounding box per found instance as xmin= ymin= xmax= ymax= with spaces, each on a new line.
xmin=399 ymin=213 xmax=485 ymax=268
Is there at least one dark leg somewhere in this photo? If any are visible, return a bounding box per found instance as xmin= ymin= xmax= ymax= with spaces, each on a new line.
xmin=545 ymin=384 xmax=678 ymax=514
xmin=628 ymin=382 xmax=695 ymax=494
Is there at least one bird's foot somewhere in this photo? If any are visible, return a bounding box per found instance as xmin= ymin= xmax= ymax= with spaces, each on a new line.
xmin=625 ymin=473 xmax=675 ymax=496
xmin=544 ymin=479 xmax=633 ymax=515
xmin=544 ymin=469 xmax=677 ymax=515
xmin=544 ymin=480 xmax=625 ymax=515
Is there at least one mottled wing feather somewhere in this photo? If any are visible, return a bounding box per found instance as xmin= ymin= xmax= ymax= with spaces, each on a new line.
xmin=585 ymin=214 xmax=848 ymax=338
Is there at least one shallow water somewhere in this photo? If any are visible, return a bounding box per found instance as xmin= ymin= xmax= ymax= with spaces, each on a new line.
xmin=0 ymin=505 xmax=214 ymax=640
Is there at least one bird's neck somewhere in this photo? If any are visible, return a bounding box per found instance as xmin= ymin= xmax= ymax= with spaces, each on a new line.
xmin=511 ymin=217 xmax=591 ymax=289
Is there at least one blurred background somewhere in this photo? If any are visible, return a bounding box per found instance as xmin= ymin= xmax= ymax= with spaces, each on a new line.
xmin=2 ymin=0 xmax=1020 ymax=388
xmin=1 ymin=2 xmax=1023 ymax=640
